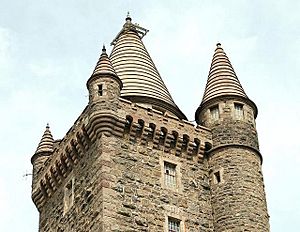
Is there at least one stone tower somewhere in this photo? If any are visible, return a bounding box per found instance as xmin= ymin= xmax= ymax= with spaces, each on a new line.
xmin=31 ymin=16 xmax=269 ymax=232
xmin=195 ymin=43 xmax=269 ymax=231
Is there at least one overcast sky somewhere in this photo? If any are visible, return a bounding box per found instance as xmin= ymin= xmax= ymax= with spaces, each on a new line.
xmin=0 ymin=1 xmax=299 ymax=231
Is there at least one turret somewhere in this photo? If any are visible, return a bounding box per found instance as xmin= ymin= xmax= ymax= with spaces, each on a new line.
xmin=195 ymin=43 xmax=269 ymax=231
xmin=31 ymin=123 xmax=54 ymax=191
xmin=86 ymin=45 xmax=122 ymax=106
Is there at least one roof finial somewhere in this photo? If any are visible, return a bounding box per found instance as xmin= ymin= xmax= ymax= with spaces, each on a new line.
xmin=46 ymin=123 xmax=49 ymax=128
xmin=216 ymin=42 xmax=222 ymax=48
xmin=102 ymin=44 xmax=106 ymax=54
xmin=126 ymin=11 xmax=132 ymax=22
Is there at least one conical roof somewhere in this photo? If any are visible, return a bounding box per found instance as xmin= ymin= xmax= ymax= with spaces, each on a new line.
xmin=92 ymin=45 xmax=118 ymax=77
xmin=201 ymin=43 xmax=248 ymax=104
xmin=109 ymin=15 xmax=186 ymax=120
xmin=195 ymin=43 xmax=257 ymax=123
xmin=87 ymin=45 xmax=122 ymax=89
xmin=35 ymin=124 xmax=54 ymax=154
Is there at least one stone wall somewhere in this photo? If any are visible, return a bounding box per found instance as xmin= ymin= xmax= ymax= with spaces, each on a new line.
xmin=208 ymin=147 xmax=269 ymax=231
xmin=39 ymin=137 xmax=108 ymax=231
xmin=198 ymin=97 xmax=269 ymax=232
xmin=38 ymin=132 xmax=215 ymax=231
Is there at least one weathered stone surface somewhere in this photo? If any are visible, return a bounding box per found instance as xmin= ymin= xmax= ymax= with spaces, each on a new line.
xmin=31 ymin=17 xmax=269 ymax=232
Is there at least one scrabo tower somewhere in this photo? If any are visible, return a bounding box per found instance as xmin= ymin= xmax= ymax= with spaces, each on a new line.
xmin=31 ymin=16 xmax=269 ymax=231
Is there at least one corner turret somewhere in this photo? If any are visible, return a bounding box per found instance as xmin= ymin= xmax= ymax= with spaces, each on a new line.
xmin=31 ymin=124 xmax=54 ymax=190
xmin=195 ymin=43 xmax=257 ymax=126
xmin=87 ymin=45 xmax=122 ymax=105
xmin=195 ymin=43 xmax=269 ymax=231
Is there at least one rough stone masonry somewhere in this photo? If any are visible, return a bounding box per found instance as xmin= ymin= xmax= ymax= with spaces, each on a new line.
xmin=31 ymin=15 xmax=269 ymax=232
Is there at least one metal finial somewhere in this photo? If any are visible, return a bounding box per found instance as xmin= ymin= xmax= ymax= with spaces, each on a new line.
xmin=102 ymin=44 xmax=106 ymax=53
xmin=126 ymin=11 xmax=132 ymax=22
xmin=46 ymin=123 xmax=49 ymax=128
xmin=216 ymin=42 xmax=222 ymax=48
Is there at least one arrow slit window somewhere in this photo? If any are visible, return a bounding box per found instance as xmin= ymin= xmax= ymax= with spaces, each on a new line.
xmin=98 ymin=84 xmax=103 ymax=96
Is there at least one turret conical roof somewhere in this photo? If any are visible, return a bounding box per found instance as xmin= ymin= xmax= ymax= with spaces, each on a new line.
xmin=201 ymin=43 xmax=248 ymax=104
xmin=87 ymin=45 xmax=122 ymax=89
xmin=195 ymin=43 xmax=257 ymax=124
xmin=92 ymin=45 xmax=118 ymax=77
xmin=109 ymin=15 xmax=186 ymax=120
xmin=35 ymin=124 xmax=54 ymax=154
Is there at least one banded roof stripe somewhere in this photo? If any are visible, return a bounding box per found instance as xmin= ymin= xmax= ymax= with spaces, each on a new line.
xmin=92 ymin=46 xmax=118 ymax=77
xmin=201 ymin=43 xmax=248 ymax=104
xmin=109 ymin=16 xmax=186 ymax=119
xmin=35 ymin=124 xmax=54 ymax=154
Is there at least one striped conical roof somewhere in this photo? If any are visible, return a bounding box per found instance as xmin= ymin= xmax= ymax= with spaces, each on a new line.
xmin=201 ymin=43 xmax=248 ymax=104
xmin=195 ymin=43 xmax=257 ymax=124
xmin=35 ymin=124 xmax=54 ymax=154
xmin=92 ymin=45 xmax=118 ymax=77
xmin=110 ymin=15 xmax=186 ymax=120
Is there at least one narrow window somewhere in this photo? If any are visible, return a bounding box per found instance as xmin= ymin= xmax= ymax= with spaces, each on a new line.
xmin=168 ymin=217 xmax=181 ymax=232
xmin=210 ymin=105 xmax=219 ymax=120
xmin=98 ymin=84 xmax=103 ymax=96
xmin=214 ymin=171 xmax=221 ymax=183
xmin=64 ymin=178 xmax=74 ymax=213
xmin=234 ymin=103 xmax=244 ymax=119
xmin=164 ymin=162 xmax=176 ymax=188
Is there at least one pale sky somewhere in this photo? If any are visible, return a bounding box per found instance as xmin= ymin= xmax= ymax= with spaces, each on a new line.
xmin=0 ymin=1 xmax=299 ymax=231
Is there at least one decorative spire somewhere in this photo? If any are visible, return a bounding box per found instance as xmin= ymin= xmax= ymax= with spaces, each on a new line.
xmin=126 ymin=11 xmax=131 ymax=22
xmin=91 ymin=44 xmax=118 ymax=77
xmin=35 ymin=123 xmax=54 ymax=154
xmin=201 ymin=43 xmax=248 ymax=105
xmin=109 ymin=17 xmax=186 ymax=120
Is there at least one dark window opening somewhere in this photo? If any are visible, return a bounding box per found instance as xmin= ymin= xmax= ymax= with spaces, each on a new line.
xmin=205 ymin=142 xmax=212 ymax=152
xmin=136 ymin=119 xmax=144 ymax=137
xmin=147 ymin=123 xmax=156 ymax=140
xmin=168 ymin=217 xmax=180 ymax=232
xmin=98 ymin=84 xmax=103 ymax=96
xmin=124 ymin=116 xmax=133 ymax=134
xmin=214 ymin=171 xmax=221 ymax=183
